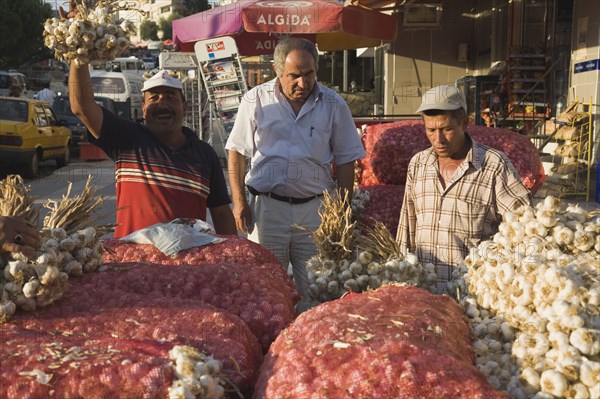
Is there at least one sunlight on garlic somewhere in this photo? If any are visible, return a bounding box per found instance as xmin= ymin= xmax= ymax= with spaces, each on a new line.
xmin=42 ymin=1 xmax=146 ymax=66
xmin=447 ymin=196 xmax=599 ymax=398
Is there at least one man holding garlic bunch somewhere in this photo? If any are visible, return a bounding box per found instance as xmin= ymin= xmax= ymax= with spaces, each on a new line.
xmin=60 ymin=3 xmax=236 ymax=238
xmin=396 ymin=85 xmax=532 ymax=293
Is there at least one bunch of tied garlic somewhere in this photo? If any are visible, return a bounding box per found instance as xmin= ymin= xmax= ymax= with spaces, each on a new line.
xmin=448 ymin=196 xmax=599 ymax=399
xmin=307 ymin=248 xmax=437 ymax=303
xmin=1 ymin=176 xmax=109 ymax=321
xmin=302 ymin=189 xmax=437 ymax=303
xmin=168 ymin=346 xmax=227 ymax=399
xmin=43 ymin=0 xmax=143 ymax=67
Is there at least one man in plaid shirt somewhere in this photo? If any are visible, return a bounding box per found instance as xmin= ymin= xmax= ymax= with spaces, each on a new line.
xmin=396 ymin=85 xmax=531 ymax=293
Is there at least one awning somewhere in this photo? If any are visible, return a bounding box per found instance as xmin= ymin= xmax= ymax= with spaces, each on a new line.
xmin=173 ymin=0 xmax=397 ymax=55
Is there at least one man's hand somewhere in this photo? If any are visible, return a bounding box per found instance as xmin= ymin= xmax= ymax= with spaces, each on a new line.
xmin=58 ymin=0 xmax=78 ymax=19
xmin=0 ymin=216 xmax=40 ymax=256
xmin=232 ymin=202 xmax=252 ymax=234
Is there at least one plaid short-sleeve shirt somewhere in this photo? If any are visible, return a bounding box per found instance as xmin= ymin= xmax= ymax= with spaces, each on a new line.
xmin=396 ymin=135 xmax=531 ymax=293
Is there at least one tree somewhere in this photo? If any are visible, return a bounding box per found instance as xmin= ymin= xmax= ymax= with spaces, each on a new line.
xmin=0 ymin=0 xmax=53 ymax=68
xmin=158 ymin=13 xmax=181 ymax=40
xmin=140 ymin=20 xmax=159 ymax=41
xmin=176 ymin=0 xmax=211 ymax=17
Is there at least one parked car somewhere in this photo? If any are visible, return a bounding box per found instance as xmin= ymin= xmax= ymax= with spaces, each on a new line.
xmin=53 ymin=95 xmax=122 ymax=145
xmin=0 ymin=96 xmax=72 ymax=177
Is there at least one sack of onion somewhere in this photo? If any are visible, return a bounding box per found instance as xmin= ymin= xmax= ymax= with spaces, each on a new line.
xmin=1 ymin=324 xmax=237 ymax=399
xmin=254 ymin=284 xmax=508 ymax=398
xmin=447 ymin=196 xmax=599 ymax=398
xmin=63 ymin=262 xmax=295 ymax=352
xmin=358 ymin=121 xmax=546 ymax=194
xmin=354 ymin=184 xmax=405 ymax=237
xmin=102 ymin=234 xmax=299 ymax=305
xmin=9 ymin=295 xmax=262 ymax=396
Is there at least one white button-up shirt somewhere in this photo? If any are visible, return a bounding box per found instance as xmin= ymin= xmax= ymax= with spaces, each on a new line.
xmin=35 ymin=88 xmax=57 ymax=104
xmin=226 ymin=78 xmax=365 ymax=198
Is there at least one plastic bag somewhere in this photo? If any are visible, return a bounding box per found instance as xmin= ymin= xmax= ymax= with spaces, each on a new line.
xmin=119 ymin=218 xmax=225 ymax=257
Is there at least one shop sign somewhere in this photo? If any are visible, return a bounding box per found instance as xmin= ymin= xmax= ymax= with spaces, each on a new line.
xmin=574 ymin=59 xmax=599 ymax=74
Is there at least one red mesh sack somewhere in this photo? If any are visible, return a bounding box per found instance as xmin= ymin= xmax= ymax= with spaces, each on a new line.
xmin=358 ymin=120 xmax=429 ymax=186
xmin=468 ymin=126 xmax=547 ymax=194
xmin=358 ymin=184 xmax=405 ymax=237
xmin=102 ymin=235 xmax=298 ymax=302
xmin=253 ymin=285 xmax=508 ymax=399
xmin=60 ymin=262 xmax=295 ymax=351
xmin=1 ymin=324 xmax=174 ymax=399
xmin=103 ymin=235 xmax=279 ymax=266
xmin=358 ymin=120 xmax=546 ymax=194
xmin=11 ymin=295 xmax=262 ymax=394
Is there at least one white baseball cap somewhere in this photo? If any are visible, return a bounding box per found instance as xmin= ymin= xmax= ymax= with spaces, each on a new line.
xmin=416 ymin=85 xmax=467 ymax=113
xmin=142 ymin=70 xmax=183 ymax=92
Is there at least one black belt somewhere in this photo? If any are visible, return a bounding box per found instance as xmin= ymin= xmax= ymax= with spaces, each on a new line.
xmin=247 ymin=186 xmax=322 ymax=204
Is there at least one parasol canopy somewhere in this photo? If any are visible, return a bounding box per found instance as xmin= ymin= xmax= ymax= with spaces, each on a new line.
xmin=172 ymin=0 xmax=397 ymax=55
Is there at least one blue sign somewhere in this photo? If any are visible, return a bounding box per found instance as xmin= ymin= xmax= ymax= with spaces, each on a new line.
xmin=574 ymin=59 xmax=600 ymax=74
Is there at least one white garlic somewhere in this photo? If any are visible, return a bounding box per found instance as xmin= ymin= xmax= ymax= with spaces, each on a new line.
xmin=569 ymin=328 xmax=600 ymax=356
xmin=540 ymin=369 xmax=568 ymax=397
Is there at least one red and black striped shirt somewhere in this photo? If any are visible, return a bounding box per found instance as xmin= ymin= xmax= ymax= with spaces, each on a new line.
xmin=91 ymin=108 xmax=230 ymax=238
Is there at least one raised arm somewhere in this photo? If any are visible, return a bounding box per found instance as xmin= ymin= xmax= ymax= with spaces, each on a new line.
xmin=68 ymin=62 xmax=104 ymax=139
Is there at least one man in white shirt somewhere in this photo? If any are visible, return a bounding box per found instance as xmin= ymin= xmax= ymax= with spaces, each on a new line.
xmin=35 ymin=83 xmax=56 ymax=104
xmin=226 ymin=38 xmax=365 ymax=311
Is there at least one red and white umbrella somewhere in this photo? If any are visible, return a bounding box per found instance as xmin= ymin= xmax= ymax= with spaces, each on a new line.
xmin=173 ymin=0 xmax=397 ymax=55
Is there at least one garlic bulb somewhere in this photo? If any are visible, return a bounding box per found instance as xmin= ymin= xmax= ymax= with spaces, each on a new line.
xmin=168 ymin=346 xmax=226 ymax=399
xmin=0 ymin=226 xmax=105 ymax=319
xmin=306 ymin=249 xmax=437 ymax=303
xmin=43 ymin=1 xmax=142 ymax=66
xmin=448 ymin=197 xmax=599 ymax=398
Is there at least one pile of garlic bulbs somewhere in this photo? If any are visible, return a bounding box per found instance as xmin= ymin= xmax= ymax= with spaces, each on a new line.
xmin=1 ymin=258 xmax=68 ymax=319
xmin=306 ymin=250 xmax=438 ymax=303
xmin=40 ymin=226 xmax=104 ymax=276
xmin=168 ymin=346 xmax=226 ymax=399
xmin=448 ymin=196 xmax=599 ymax=398
xmin=43 ymin=1 xmax=140 ymax=66
xmin=0 ymin=226 xmax=105 ymax=320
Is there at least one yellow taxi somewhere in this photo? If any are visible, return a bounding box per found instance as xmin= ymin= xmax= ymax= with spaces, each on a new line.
xmin=0 ymin=96 xmax=72 ymax=177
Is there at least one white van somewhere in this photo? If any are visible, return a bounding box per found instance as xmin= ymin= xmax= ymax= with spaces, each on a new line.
xmin=92 ymin=57 xmax=147 ymax=77
xmin=90 ymin=70 xmax=144 ymax=121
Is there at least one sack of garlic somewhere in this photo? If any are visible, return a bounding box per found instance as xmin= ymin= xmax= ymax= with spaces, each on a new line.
xmin=447 ymin=196 xmax=599 ymax=399
xmin=43 ymin=1 xmax=140 ymax=66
